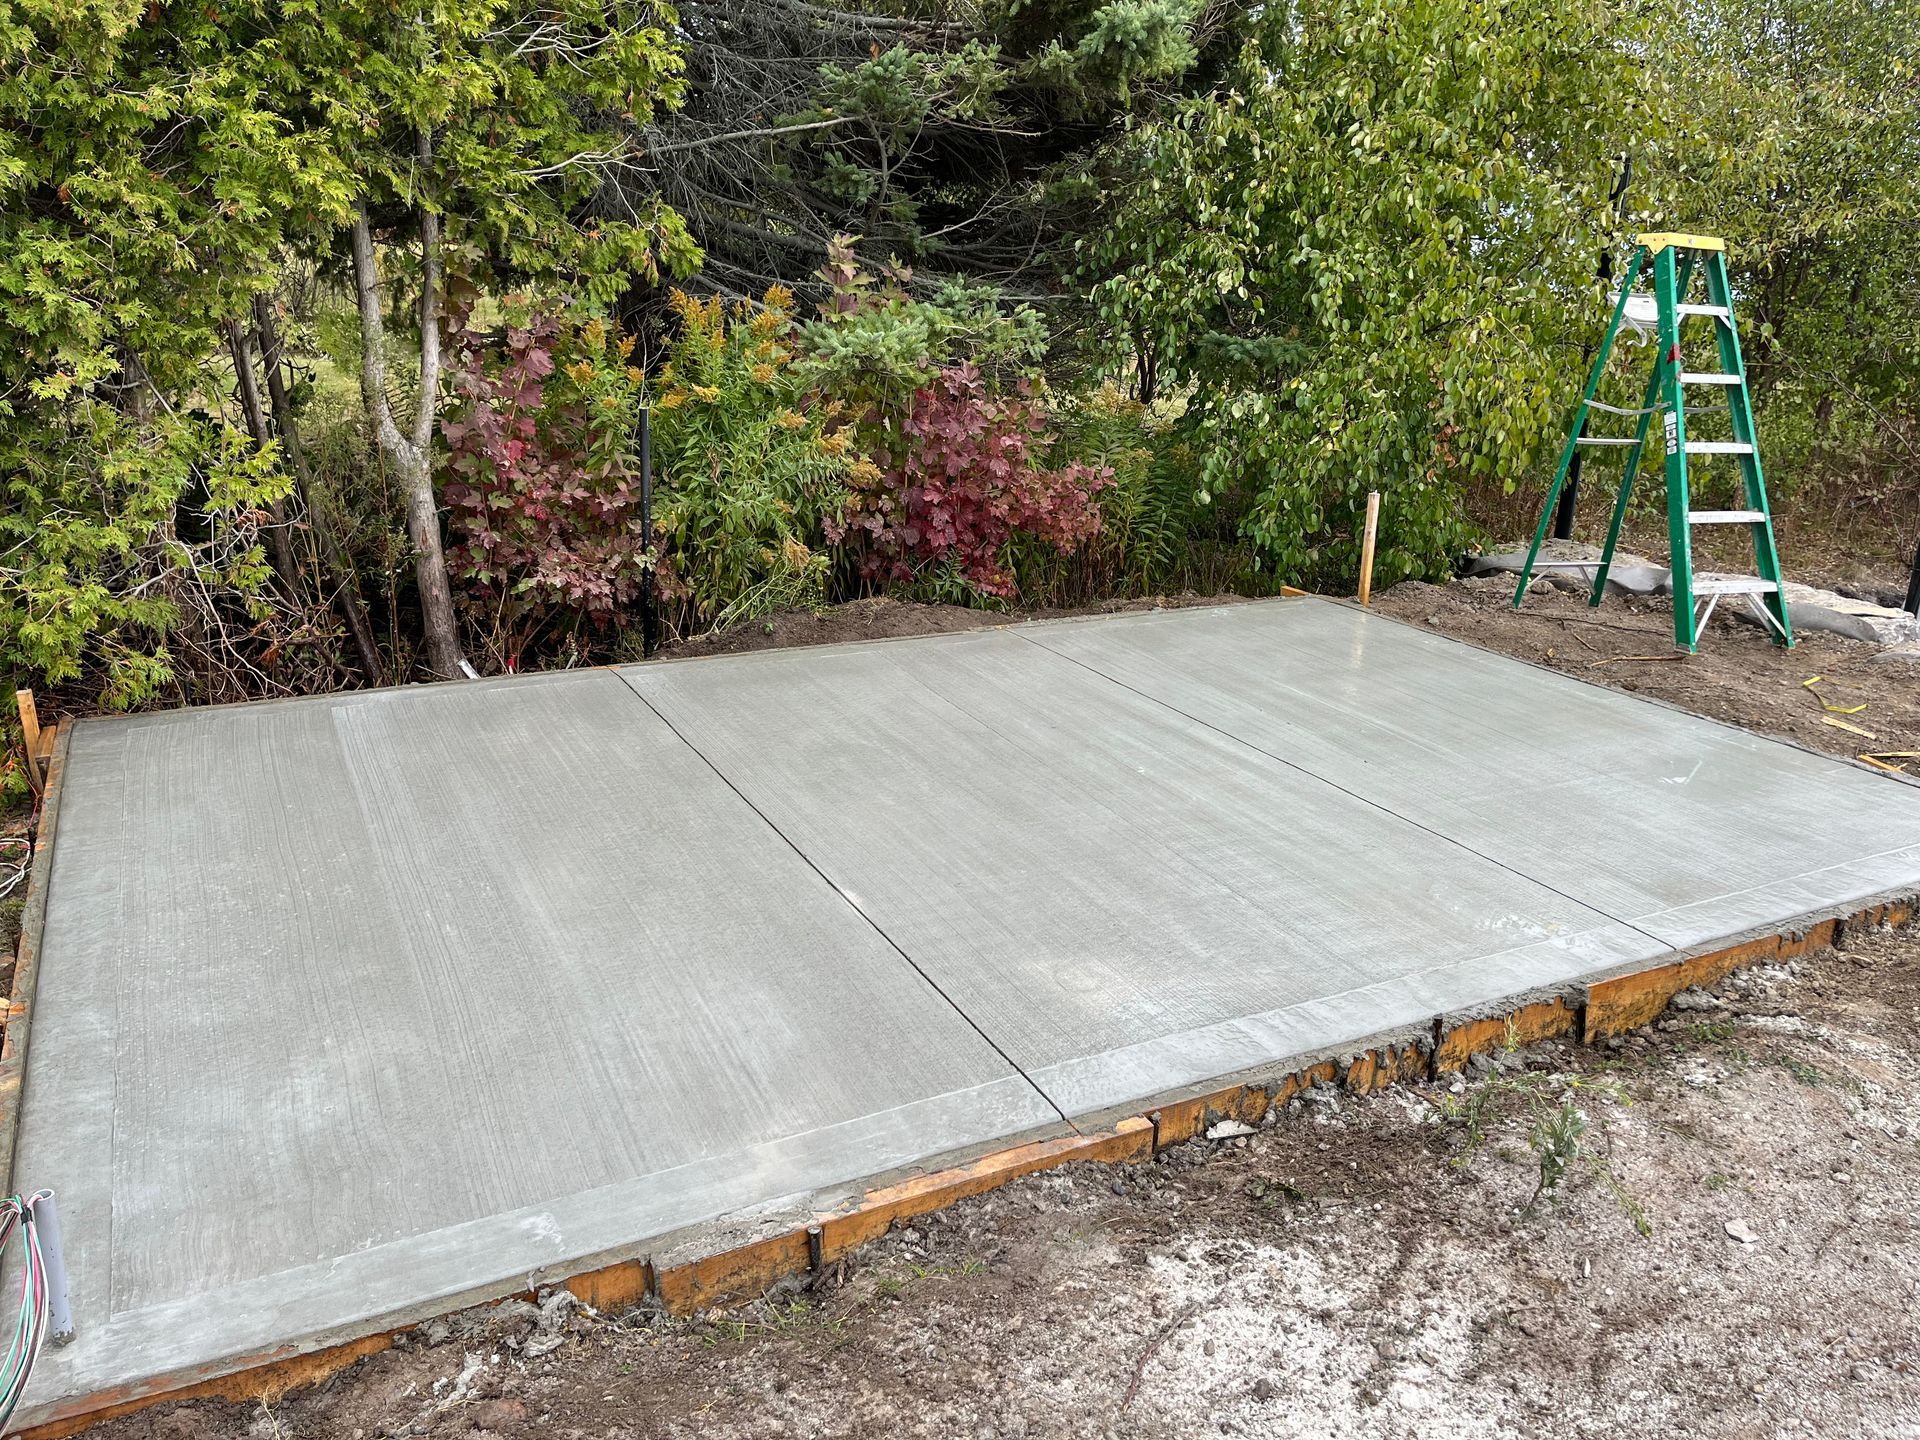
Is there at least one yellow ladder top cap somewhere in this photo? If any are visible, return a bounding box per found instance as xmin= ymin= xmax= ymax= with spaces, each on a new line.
xmin=1636 ymin=231 xmax=1725 ymax=252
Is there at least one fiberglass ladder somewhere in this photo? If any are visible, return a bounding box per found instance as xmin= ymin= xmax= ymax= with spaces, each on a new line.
xmin=1513 ymin=232 xmax=1791 ymax=652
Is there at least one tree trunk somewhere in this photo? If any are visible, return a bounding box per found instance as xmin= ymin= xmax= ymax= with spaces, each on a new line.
xmin=227 ymin=321 xmax=304 ymax=599
xmin=253 ymin=295 xmax=388 ymax=686
xmin=349 ymin=172 xmax=467 ymax=681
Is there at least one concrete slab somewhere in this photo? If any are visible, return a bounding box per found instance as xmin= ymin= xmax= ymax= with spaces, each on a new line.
xmin=13 ymin=670 xmax=1055 ymax=1421
xmin=1026 ymin=600 xmax=1920 ymax=949
xmin=621 ymin=629 xmax=1664 ymax=1117
xmin=14 ymin=595 xmax=1920 ymax=1427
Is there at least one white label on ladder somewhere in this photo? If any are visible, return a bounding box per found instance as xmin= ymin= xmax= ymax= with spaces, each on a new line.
xmin=1664 ymin=410 xmax=1679 ymax=456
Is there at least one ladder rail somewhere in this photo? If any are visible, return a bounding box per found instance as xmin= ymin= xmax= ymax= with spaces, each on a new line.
xmin=1703 ymin=251 xmax=1792 ymax=645
xmin=1656 ymin=244 xmax=1700 ymax=650
xmin=1511 ymin=245 xmax=1649 ymax=608
xmin=1590 ymin=249 xmax=1696 ymax=605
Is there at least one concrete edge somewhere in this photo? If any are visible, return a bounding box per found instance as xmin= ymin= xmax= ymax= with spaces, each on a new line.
xmin=20 ymin=887 xmax=1913 ymax=1440
xmin=52 ymin=596 xmax=1298 ymax=738
xmin=1 ymin=724 xmax=70 ymax=1196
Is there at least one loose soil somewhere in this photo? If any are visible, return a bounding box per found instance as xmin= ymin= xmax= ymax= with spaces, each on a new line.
xmin=48 ymin=569 xmax=1920 ymax=1440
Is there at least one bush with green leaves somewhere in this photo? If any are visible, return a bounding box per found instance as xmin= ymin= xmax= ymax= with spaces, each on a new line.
xmin=1078 ymin=0 xmax=1669 ymax=589
xmin=650 ymin=288 xmax=857 ymax=629
xmin=2 ymin=410 xmax=286 ymax=731
xmin=1012 ymin=386 xmax=1261 ymax=604
xmin=797 ymin=236 xmax=1049 ymax=425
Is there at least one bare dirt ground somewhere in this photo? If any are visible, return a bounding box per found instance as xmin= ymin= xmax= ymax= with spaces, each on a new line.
xmin=78 ymin=569 xmax=1920 ymax=1440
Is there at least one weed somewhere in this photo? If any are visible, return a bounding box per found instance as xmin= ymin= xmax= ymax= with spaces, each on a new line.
xmin=1689 ymin=1020 xmax=1735 ymax=1044
xmin=1781 ymin=1057 xmax=1824 ymax=1086
xmin=1438 ymin=1026 xmax=1644 ymax=1226
xmin=1704 ymin=1171 xmax=1734 ymax=1192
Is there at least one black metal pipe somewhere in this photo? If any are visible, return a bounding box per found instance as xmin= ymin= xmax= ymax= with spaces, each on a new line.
xmin=639 ymin=407 xmax=656 ymax=658
xmin=1905 ymin=531 xmax=1920 ymax=617
xmin=1554 ymin=155 xmax=1635 ymax=542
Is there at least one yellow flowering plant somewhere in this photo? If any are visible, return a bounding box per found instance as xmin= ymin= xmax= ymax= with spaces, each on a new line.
xmin=649 ymin=288 xmax=854 ymax=627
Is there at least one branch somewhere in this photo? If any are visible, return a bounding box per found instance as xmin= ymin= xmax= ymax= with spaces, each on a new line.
xmin=348 ymin=201 xmax=411 ymax=463
xmin=645 ymin=115 xmax=858 ymax=155
xmin=413 ymin=125 xmax=442 ymax=455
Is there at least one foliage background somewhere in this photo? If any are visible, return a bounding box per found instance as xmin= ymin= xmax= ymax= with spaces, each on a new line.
xmin=5 ymin=0 xmax=1916 ymax=785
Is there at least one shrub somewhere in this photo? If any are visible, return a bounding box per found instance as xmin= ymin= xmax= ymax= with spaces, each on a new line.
xmin=649 ymin=288 xmax=854 ymax=627
xmin=1 ymin=403 xmax=285 ymax=727
xmin=1012 ymin=385 xmax=1259 ymax=604
xmin=831 ymin=362 xmax=1113 ymax=600
xmin=442 ymin=301 xmax=650 ymax=667
xmin=797 ymin=236 xmax=1048 ymax=426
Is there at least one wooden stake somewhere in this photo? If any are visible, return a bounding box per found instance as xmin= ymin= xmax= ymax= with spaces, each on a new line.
xmin=1357 ymin=491 xmax=1381 ymax=606
xmin=14 ymin=690 xmax=42 ymax=793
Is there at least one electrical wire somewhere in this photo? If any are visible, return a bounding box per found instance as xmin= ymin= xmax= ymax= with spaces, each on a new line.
xmin=0 ymin=838 xmax=28 ymax=902
xmin=0 ymin=1192 xmax=53 ymax=1431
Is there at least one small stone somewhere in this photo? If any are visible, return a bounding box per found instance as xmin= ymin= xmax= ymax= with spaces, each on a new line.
xmin=1206 ymin=1119 xmax=1258 ymax=1141
xmin=1204 ymin=1338 xmax=1217 ymax=1357
xmin=1252 ymin=1378 xmax=1278 ymax=1402
xmin=1850 ymin=1363 xmax=1874 ymax=1382
xmin=1724 ymin=1218 xmax=1759 ymax=1245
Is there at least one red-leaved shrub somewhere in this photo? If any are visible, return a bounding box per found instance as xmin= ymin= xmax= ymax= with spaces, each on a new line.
xmin=831 ymin=363 xmax=1112 ymax=598
xmin=442 ymin=303 xmax=652 ymax=665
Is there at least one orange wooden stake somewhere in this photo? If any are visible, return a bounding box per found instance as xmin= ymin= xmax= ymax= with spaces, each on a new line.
xmin=14 ymin=690 xmax=42 ymax=793
xmin=1357 ymin=491 xmax=1381 ymax=606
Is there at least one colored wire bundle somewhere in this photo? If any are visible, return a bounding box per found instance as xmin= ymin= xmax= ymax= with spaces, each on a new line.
xmin=0 ymin=1192 xmax=53 ymax=1431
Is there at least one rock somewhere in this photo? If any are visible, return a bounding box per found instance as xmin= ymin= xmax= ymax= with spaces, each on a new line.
xmin=1850 ymin=1363 xmax=1874 ymax=1382
xmin=1206 ymin=1119 xmax=1258 ymax=1141
xmin=1724 ymin=1218 xmax=1759 ymax=1245
xmin=1668 ymin=988 xmax=1720 ymax=1012
xmin=1252 ymin=1378 xmax=1279 ymax=1402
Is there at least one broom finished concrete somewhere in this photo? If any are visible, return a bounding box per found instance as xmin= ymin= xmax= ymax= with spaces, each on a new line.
xmin=11 ymin=597 xmax=1920 ymax=1425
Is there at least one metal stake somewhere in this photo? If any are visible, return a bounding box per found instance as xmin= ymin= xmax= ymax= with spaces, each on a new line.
xmin=31 ymin=1190 xmax=74 ymax=1346
xmin=639 ymin=407 xmax=656 ymax=659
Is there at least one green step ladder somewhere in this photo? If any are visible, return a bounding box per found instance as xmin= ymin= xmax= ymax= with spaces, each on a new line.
xmin=1513 ymin=231 xmax=1791 ymax=652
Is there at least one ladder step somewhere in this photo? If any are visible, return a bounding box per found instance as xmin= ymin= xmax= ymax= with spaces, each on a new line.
xmin=1679 ymin=372 xmax=1742 ymax=386
xmin=1684 ymin=441 xmax=1754 ymax=455
xmin=1575 ymin=436 xmax=1640 ymax=447
xmin=1688 ymin=510 xmax=1767 ymax=524
xmin=1693 ymin=577 xmax=1779 ymax=595
xmin=1676 ymin=304 xmax=1731 ymax=321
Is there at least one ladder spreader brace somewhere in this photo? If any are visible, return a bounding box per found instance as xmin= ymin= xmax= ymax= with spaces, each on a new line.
xmin=1513 ymin=232 xmax=1792 ymax=653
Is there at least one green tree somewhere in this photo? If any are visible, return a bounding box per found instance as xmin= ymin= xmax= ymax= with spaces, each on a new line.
xmin=1671 ymin=0 xmax=1920 ymax=490
xmin=1077 ymin=0 xmax=1669 ymax=587
xmin=0 ymin=0 xmax=699 ymax=713
xmin=0 ymin=0 xmax=313 ymax=717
